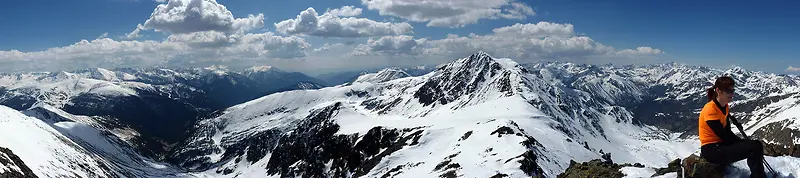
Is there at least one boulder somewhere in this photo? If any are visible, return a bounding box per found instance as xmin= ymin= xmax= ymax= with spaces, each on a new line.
xmin=652 ymin=158 xmax=683 ymax=177
xmin=680 ymin=154 xmax=726 ymax=178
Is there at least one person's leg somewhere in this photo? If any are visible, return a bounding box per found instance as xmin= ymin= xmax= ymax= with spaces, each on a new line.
xmin=717 ymin=140 xmax=767 ymax=178
xmin=701 ymin=143 xmax=748 ymax=164
xmin=745 ymin=140 xmax=767 ymax=178
xmin=701 ymin=143 xmax=731 ymax=164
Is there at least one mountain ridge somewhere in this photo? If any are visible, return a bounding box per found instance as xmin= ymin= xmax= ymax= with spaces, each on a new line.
xmin=2 ymin=52 xmax=800 ymax=177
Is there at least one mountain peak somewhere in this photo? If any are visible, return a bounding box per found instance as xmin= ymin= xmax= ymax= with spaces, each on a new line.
xmin=243 ymin=65 xmax=286 ymax=75
xmin=474 ymin=50 xmax=490 ymax=57
xmin=353 ymin=67 xmax=411 ymax=83
xmin=245 ymin=65 xmax=274 ymax=72
xmin=204 ymin=65 xmax=230 ymax=75
xmin=727 ymin=65 xmax=748 ymax=73
xmin=414 ymin=51 xmax=525 ymax=107
xmin=441 ymin=51 xmax=498 ymax=70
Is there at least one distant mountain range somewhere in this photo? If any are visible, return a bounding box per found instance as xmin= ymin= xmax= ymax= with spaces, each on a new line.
xmin=2 ymin=52 xmax=800 ymax=177
xmin=0 ymin=66 xmax=326 ymax=158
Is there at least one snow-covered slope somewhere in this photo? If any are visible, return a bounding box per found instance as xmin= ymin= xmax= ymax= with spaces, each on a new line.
xmin=0 ymin=104 xmax=209 ymax=177
xmin=21 ymin=105 xmax=202 ymax=177
xmin=0 ymin=66 xmax=328 ymax=157
xmin=171 ymin=52 xmax=710 ymax=177
xmin=736 ymin=92 xmax=800 ymax=146
xmin=0 ymin=105 xmax=116 ymax=177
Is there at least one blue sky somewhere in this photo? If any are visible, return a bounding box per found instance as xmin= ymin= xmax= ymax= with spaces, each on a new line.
xmin=1 ymin=0 xmax=798 ymax=74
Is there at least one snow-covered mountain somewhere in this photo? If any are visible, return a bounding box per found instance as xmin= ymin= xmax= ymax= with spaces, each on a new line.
xmin=167 ymin=52 xmax=716 ymax=177
xmin=0 ymin=105 xmax=129 ymax=177
xmin=3 ymin=51 xmax=800 ymax=177
xmin=315 ymin=66 xmax=434 ymax=86
xmin=3 ymin=101 xmax=230 ymax=177
xmin=522 ymin=62 xmax=800 ymax=147
xmin=352 ymin=68 xmax=411 ymax=84
xmin=168 ymin=52 xmax=800 ymax=177
xmin=0 ymin=66 xmax=327 ymax=158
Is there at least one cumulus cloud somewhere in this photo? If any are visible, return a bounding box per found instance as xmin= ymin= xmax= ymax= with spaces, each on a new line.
xmin=327 ymin=6 xmax=363 ymax=17
xmin=350 ymin=22 xmax=663 ymax=61
xmin=0 ymin=39 xmax=187 ymax=72
xmin=167 ymin=31 xmax=234 ymax=47
xmin=351 ymin=35 xmax=427 ymax=55
xmin=232 ymin=32 xmax=311 ymax=58
xmin=0 ymin=32 xmax=310 ymax=72
xmin=422 ymin=34 xmax=616 ymax=59
xmin=787 ymin=66 xmax=800 ymax=73
xmin=275 ymin=7 xmax=412 ymax=37
xmin=136 ymin=0 xmax=264 ymax=35
xmin=361 ymin=0 xmax=535 ymax=28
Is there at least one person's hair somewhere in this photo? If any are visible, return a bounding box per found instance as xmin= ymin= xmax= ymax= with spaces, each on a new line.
xmin=706 ymin=76 xmax=736 ymax=101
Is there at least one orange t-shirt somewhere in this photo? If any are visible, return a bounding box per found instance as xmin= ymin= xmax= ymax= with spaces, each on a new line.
xmin=698 ymin=101 xmax=729 ymax=146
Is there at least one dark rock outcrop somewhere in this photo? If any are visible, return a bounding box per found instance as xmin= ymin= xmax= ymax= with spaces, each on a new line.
xmin=258 ymin=102 xmax=427 ymax=177
xmin=764 ymin=143 xmax=800 ymax=157
xmin=0 ymin=147 xmax=37 ymax=178
xmin=413 ymin=52 xmax=503 ymax=106
xmin=557 ymin=159 xmax=644 ymax=178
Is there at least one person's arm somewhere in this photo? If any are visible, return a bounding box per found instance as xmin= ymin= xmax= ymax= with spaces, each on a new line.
xmin=724 ymin=117 xmax=743 ymax=142
xmin=706 ymin=120 xmax=742 ymax=143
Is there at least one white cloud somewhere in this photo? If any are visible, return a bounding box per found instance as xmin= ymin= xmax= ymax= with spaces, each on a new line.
xmin=0 ymin=32 xmax=310 ymax=72
xmin=422 ymin=34 xmax=616 ymax=59
xmin=361 ymin=0 xmax=535 ymax=28
xmin=232 ymin=32 xmax=311 ymax=58
xmin=0 ymin=0 xmax=665 ymax=75
xmin=313 ymin=43 xmax=347 ymax=53
xmin=126 ymin=24 xmax=145 ymax=39
xmin=351 ymin=35 xmax=427 ymax=55
xmin=787 ymin=66 xmax=800 ymax=73
xmin=167 ymin=31 xmax=234 ymax=47
xmin=0 ymin=39 xmax=188 ymax=72
xmin=492 ymin=22 xmax=574 ymax=38
xmin=137 ymin=0 xmax=264 ymax=35
xmin=497 ymin=2 xmax=535 ymax=20
xmin=327 ymin=6 xmax=363 ymax=17
xmin=350 ymin=22 xmax=663 ymax=62
xmin=97 ymin=32 xmax=109 ymax=39
xmin=275 ymin=7 xmax=413 ymax=37
xmin=616 ymin=47 xmax=664 ymax=55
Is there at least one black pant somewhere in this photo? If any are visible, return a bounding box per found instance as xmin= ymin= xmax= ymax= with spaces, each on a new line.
xmin=701 ymin=140 xmax=767 ymax=178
